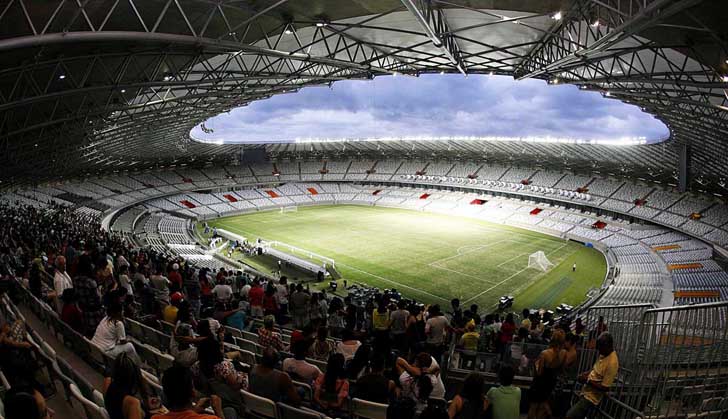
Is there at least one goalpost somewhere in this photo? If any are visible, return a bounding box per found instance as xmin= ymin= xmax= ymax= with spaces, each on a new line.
xmin=528 ymin=251 xmax=554 ymax=272
xmin=280 ymin=206 xmax=298 ymax=214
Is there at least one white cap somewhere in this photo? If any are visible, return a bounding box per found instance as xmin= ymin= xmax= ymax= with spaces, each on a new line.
xmin=172 ymin=263 xmax=179 ymax=270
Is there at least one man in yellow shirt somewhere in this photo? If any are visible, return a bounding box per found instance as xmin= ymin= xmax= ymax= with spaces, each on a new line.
xmin=566 ymin=332 xmax=619 ymax=419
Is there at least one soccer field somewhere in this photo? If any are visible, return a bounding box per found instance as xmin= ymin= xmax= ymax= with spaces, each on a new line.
xmin=203 ymin=205 xmax=606 ymax=311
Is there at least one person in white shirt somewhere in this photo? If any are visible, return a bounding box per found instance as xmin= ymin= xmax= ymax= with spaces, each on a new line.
xmin=91 ymin=303 xmax=140 ymax=364
xmin=211 ymin=280 xmax=233 ymax=304
xmin=396 ymin=353 xmax=445 ymax=411
xmin=53 ymin=256 xmax=73 ymax=313
xmin=276 ymin=277 xmax=289 ymax=316
xmin=282 ymin=341 xmax=322 ymax=384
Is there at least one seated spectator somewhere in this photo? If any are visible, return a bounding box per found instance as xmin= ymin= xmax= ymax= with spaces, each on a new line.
xmin=355 ymin=355 xmax=398 ymax=403
xmin=257 ymin=315 xmax=285 ymax=351
xmin=346 ymin=344 xmax=372 ymax=380
xmin=152 ymin=364 xmax=224 ymax=419
xmin=282 ymin=340 xmax=322 ymax=384
xmin=313 ymin=353 xmax=350 ymax=415
xmin=213 ymin=302 xmax=246 ymax=331
xmin=448 ymin=373 xmax=486 ymax=419
xmin=91 ymin=302 xmax=141 ymax=365
xmin=0 ymin=320 xmax=43 ymax=388
xmin=60 ymin=288 xmax=84 ymax=334
xmin=3 ymin=384 xmax=53 ymax=419
xmin=396 ymin=353 xmax=446 ymax=410
xmin=104 ymin=353 xmax=149 ymax=419
xmin=336 ymin=329 xmax=361 ymax=362
xmin=192 ymin=338 xmax=247 ymax=417
xmin=171 ymin=304 xmax=202 ymax=367
xmin=309 ymin=326 xmax=335 ymax=361
xmin=249 ymin=347 xmax=301 ymax=405
xmin=485 ymin=366 xmax=521 ymax=419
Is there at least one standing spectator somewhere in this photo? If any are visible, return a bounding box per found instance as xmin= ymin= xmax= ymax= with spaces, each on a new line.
xmin=448 ymin=373 xmax=487 ymax=419
xmin=258 ymin=315 xmax=285 ymax=351
xmin=498 ymin=313 xmax=516 ymax=352
xmin=184 ymin=269 xmax=202 ymax=319
xmin=574 ymin=318 xmax=585 ymax=338
xmin=168 ymin=263 xmax=182 ymax=293
xmin=74 ymin=255 xmax=105 ymax=337
xmin=390 ymin=300 xmax=410 ymax=352
xmin=595 ymin=316 xmax=608 ymax=335
xmin=104 ymin=353 xmax=148 ymax=419
xmin=371 ymin=299 xmax=390 ymax=351
xmin=60 ymin=288 xmax=84 ymax=334
xmin=528 ymin=329 xmax=564 ymax=419
xmin=425 ymin=305 xmax=450 ymax=362
xmin=152 ymin=364 xmax=224 ymax=419
xmin=53 ymin=256 xmax=73 ymax=313
xmin=566 ymin=333 xmax=619 ymax=419
xmin=289 ymin=284 xmax=310 ymax=329
xmin=313 ymin=353 xmax=350 ymax=416
xmin=406 ymin=305 xmax=426 ymax=354
xmin=118 ymin=265 xmax=133 ymax=296
xmin=149 ymin=266 xmax=171 ymax=308
xmin=262 ymin=283 xmax=279 ymax=317
xmin=91 ymin=303 xmax=141 ymax=364
xmin=276 ymin=277 xmax=289 ymax=317
xmin=484 ymin=366 xmax=521 ymax=419
xmin=248 ymin=279 xmax=264 ymax=318
xmin=212 ymin=278 xmax=233 ymax=305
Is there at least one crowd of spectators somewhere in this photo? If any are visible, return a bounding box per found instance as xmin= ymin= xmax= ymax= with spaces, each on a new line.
xmin=0 ymin=202 xmax=619 ymax=419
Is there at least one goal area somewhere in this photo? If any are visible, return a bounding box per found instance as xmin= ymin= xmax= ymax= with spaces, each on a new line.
xmin=528 ymin=251 xmax=554 ymax=272
xmin=280 ymin=206 xmax=298 ymax=214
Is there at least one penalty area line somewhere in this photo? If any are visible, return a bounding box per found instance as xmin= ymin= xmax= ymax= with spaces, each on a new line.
xmin=336 ymin=262 xmax=449 ymax=302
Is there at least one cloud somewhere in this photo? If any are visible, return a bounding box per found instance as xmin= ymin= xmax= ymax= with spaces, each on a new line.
xmin=192 ymin=74 xmax=669 ymax=143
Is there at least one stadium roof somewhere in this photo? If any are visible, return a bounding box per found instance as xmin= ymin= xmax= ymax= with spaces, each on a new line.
xmin=0 ymin=0 xmax=726 ymax=190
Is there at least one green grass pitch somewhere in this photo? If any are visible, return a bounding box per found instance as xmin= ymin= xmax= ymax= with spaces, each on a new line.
xmin=202 ymin=205 xmax=606 ymax=311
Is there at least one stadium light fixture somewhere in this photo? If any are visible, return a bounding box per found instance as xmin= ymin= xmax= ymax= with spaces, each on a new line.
xmin=121 ymin=89 xmax=126 ymax=93
xmin=551 ymin=11 xmax=562 ymax=20
xmin=284 ymin=29 xmax=293 ymax=34
xmin=591 ymin=20 xmax=601 ymax=27
xmin=59 ymin=74 xmax=66 ymax=80
xmin=315 ymin=22 xmax=326 ymax=27
xmin=163 ymin=75 xmax=172 ymax=81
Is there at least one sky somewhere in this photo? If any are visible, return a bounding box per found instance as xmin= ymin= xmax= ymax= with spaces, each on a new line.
xmin=191 ymin=74 xmax=669 ymax=144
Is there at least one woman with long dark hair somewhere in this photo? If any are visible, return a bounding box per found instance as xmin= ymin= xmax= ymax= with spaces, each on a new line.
xmin=103 ymin=353 xmax=147 ymax=419
xmin=448 ymin=373 xmax=487 ymax=419
xmin=313 ymin=353 xmax=350 ymax=415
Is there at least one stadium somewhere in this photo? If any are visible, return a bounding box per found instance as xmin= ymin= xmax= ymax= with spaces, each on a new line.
xmin=0 ymin=1 xmax=727 ymax=419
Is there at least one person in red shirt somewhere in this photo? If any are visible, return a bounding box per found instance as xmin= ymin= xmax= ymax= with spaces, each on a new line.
xmin=498 ymin=313 xmax=517 ymax=352
xmin=60 ymin=288 xmax=84 ymax=334
xmin=168 ymin=263 xmax=183 ymax=293
xmin=248 ymin=279 xmax=264 ymax=318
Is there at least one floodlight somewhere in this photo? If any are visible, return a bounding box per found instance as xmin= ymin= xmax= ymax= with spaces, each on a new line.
xmin=591 ymin=20 xmax=600 ymax=27
xmin=551 ymin=11 xmax=562 ymax=20
xmin=284 ymin=29 xmax=293 ymax=34
xmin=59 ymin=74 xmax=66 ymax=80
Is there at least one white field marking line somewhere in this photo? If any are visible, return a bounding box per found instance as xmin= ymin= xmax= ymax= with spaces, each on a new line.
xmin=463 ymin=241 xmax=572 ymax=305
xmin=427 ymin=240 xmax=511 ymax=266
xmin=427 ymin=264 xmax=499 ymax=285
xmin=335 ymin=262 xmax=449 ymax=302
xmin=494 ymin=237 xmax=553 ymax=268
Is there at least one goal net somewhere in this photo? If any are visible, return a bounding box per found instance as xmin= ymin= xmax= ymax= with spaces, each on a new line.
xmin=528 ymin=251 xmax=554 ymax=272
xmin=280 ymin=206 xmax=298 ymax=214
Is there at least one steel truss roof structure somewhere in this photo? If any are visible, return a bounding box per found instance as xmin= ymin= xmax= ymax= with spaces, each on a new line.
xmin=0 ymin=0 xmax=726 ymax=191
